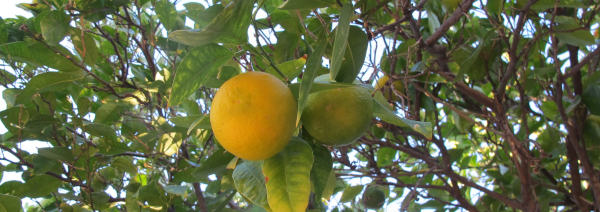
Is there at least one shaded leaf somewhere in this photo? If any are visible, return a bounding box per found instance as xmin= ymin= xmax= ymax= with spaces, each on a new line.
xmin=0 ymin=194 xmax=22 ymax=212
xmin=340 ymin=185 xmax=363 ymax=202
xmin=169 ymin=44 xmax=232 ymax=106
xmin=0 ymin=41 xmax=80 ymax=72
xmin=83 ymin=123 xmax=117 ymax=141
xmin=71 ymin=29 xmax=101 ymax=65
xmin=23 ymin=175 xmax=62 ymax=198
xmin=329 ymin=3 xmax=353 ymax=81
xmin=263 ymin=138 xmax=314 ymax=212
xmin=584 ymin=83 xmax=600 ymax=115
xmin=40 ymin=10 xmax=70 ymax=45
xmin=279 ymin=0 xmax=334 ymax=10
xmin=16 ymin=71 xmax=84 ymax=104
xmin=372 ymin=91 xmax=433 ymax=139
xmin=297 ymin=39 xmax=327 ymax=125
xmin=233 ymin=161 xmax=270 ymax=210
xmin=555 ymin=16 xmax=595 ymax=47
xmin=335 ymin=26 xmax=368 ymax=83
xmin=155 ymin=0 xmax=181 ymax=31
xmin=376 ymin=147 xmax=396 ymax=167
xmin=310 ymin=144 xmax=333 ymax=200
xmin=189 ymin=150 xmax=235 ymax=180
xmin=0 ymin=69 xmax=16 ymax=85
xmin=38 ymin=147 xmax=74 ymax=162
xmin=164 ymin=185 xmax=189 ymax=196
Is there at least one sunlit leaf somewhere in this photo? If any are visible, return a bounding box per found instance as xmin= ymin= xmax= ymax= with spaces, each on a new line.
xmin=265 ymin=58 xmax=306 ymax=81
xmin=169 ymin=0 xmax=252 ymax=46
xmin=263 ymin=138 xmax=313 ymax=212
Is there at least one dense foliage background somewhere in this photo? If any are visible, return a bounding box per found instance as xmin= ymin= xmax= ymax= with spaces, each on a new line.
xmin=0 ymin=0 xmax=599 ymax=211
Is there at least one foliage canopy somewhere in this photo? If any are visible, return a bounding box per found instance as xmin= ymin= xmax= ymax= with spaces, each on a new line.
xmin=0 ymin=0 xmax=599 ymax=211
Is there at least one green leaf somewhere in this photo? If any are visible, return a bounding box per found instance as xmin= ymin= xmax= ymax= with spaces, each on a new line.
xmin=159 ymin=132 xmax=181 ymax=156
xmin=40 ymin=10 xmax=70 ymax=45
xmin=372 ymin=91 xmax=433 ymax=139
xmin=376 ymin=147 xmax=396 ymax=167
xmin=233 ymin=161 xmax=270 ymax=210
xmin=265 ymin=58 xmax=306 ymax=81
xmin=163 ymin=185 xmax=189 ymax=197
xmin=584 ymin=83 xmax=600 ymax=115
xmin=138 ymin=181 xmax=166 ymax=206
xmin=83 ymin=123 xmax=117 ymax=141
xmin=16 ymin=71 xmax=84 ymax=104
xmin=329 ymin=3 xmax=353 ymax=81
xmin=155 ymin=0 xmax=181 ymax=31
xmin=90 ymin=191 xmax=110 ymax=210
xmin=289 ymin=81 xmax=356 ymax=100
xmin=263 ymin=138 xmax=314 ymax=212
xmin=540 ymin=101 xmax=559 ymax=121
xmin=297 ymin=39 xmax=327 ymax=125
xmin=169 ymin=0 xmax=252 ymax=46
xmin=310 ymin=144 xmax=333 ymax=200
xmin=531 ymin=0 xmax=587 ymax=11
xmin=71 ymin=30 xmax=101 ymax=65
xmin=321 ymin=170 xmax=337 ymax=200
xmin=112 ymin=156 xmax=137 ymax=175
xmin=334 ymin=26 xmax=368 ymax=83
xmin=340 ymin=185 xmax=363 ymax=202
xmin=486 ymin=0 xmax=503 ymax=15
xmin=427 ymin=10 xmax=441 ymax=34
xmin=557 ymin=30 xmax=596 ymax=47
xmin=0 ymin=194 xmax=22 ymax=212
xmin=0 ymin=69 xmax=16 ymax=85
xmin=189 ymin=150 xmax=235 ymax=181
xmin=555 ymin=16 xmax=595 ymax=47
xmin=38 ymin=147 xmax=74 ymax=162
xmin=94 ymin=102 xmax=126 ymax=124
xmin=23 ymin=175 xmax=62 ymax=197
xmin=0 ymin=41 xmax=80 ymax=72
xmin=169 ymin=44 xmax=232 ymax=106
xmin=279 ymin=0 xmax=334 ymax=10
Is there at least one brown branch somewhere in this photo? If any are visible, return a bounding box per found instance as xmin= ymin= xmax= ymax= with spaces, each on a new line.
xmin=564 ymin=46 xmax=600 ymax=78
xmin=424 ymin=0 xmax=477 ymax=46
xmin=495 ymin=0 xmax=539 ymax=100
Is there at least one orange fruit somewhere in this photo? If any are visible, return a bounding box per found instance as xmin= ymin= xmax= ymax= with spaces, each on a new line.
xmin=302 ymin=85 xmax=373 ymax=146
xmin=210 ymin=72 xmax=297 ymax=160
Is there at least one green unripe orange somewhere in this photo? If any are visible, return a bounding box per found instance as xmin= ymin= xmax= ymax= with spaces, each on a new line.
xmin=302 ymin=86 xmax=373 ymax=146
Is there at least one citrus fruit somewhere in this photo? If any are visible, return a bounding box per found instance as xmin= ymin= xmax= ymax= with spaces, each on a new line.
xmin=361 ymin=185 xmax=386 ymax=209
xmin=210 ymin=71 xmax=297 ymax=160
xmin=302 ymin=85 xmax=373 ymax=146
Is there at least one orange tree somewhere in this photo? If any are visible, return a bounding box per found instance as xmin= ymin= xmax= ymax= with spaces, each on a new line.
xmin=0 ymin=0 xmax=599 ymax=211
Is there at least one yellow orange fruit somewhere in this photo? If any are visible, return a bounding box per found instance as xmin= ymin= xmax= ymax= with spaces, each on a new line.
xmin=210 ymin=72 xmax=297 ymax=160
